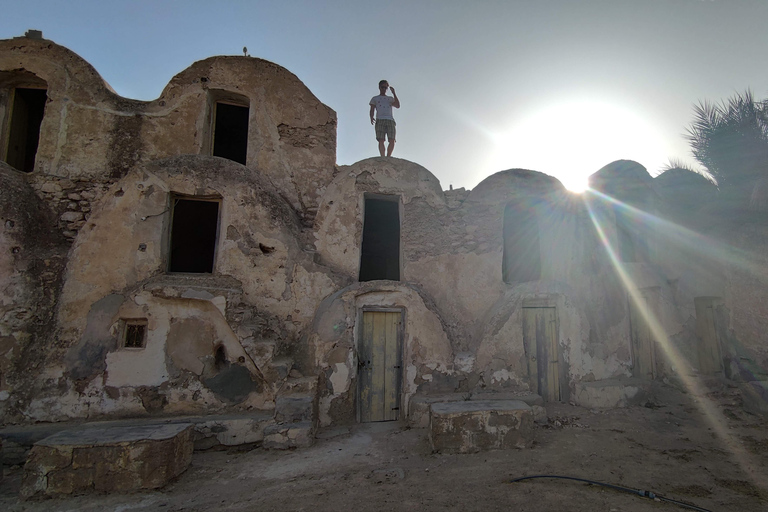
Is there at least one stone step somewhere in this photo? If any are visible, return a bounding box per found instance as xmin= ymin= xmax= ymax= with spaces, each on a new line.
xmin=429 ymin=400 xmax=534 ymax=454
xmin=280 ymin=375 xmax=319 ymax=395
xmin=408 ymin=392 xmax=544 ymax=428
xmin=0 ymin=412 xmax=274 ymax=465
xmin=274 ymin=394 xmax=316 ymax=424
xmin=263 ymin=421 xmax=315 ymax=449
xmin=20 ymin=423 xmax=194 ymax=499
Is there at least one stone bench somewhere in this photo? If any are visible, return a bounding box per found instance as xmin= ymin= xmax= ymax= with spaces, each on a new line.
xmin=429 ymin=400 xmax=533 ymax=453
xmin=409 ymin=392 xmax=544 ymax=428
xmin=572 ymin=378 xmax=649 ymax=408
xmin=21 ymin=423 xmax=194 ymax=499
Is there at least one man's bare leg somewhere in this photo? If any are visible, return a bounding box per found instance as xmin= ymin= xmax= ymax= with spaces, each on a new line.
xmin=378 ymin=140 xmax=386 ymax=157
xmin=387 ymin=140 xmax=395 ymax=157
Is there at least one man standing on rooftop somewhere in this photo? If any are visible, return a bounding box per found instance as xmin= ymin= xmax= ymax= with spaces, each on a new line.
xmin=369 ymin=80 xmax=400 ymax=157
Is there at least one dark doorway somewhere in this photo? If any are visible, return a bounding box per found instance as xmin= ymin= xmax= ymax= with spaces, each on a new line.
xmin=359 ymin=197 xmax=400 ymax=281
xmin=169 ymin=197 xmax=220 ymax=273
xmin=502 ymin=201 xmax=541 ymax=283
xmin=212 ymin=102 xmax=249 ymax=165
xmin=5 ymin=87 xmax=47 ymax=172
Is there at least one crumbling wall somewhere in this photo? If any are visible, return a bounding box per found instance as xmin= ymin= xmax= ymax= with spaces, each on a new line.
xmin=0 ymin=36 xmax=338 ymax=245
xmin=0 ymin=163 xmax=67 ymax=421
xmin=6 ymin=33 xmax=768 ymax=428
xmin=11 ymin=155 xmax=342 ymax=421
xmin=309 ymin=282 xmax=454 ymax=426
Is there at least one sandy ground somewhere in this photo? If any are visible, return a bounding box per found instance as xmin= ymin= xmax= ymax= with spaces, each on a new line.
xmin=1 ymin=383 xmax=767 ymax=512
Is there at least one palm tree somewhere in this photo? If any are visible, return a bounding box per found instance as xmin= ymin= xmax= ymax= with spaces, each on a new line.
xmin=685 ymin=90 xmax=768 ymax=188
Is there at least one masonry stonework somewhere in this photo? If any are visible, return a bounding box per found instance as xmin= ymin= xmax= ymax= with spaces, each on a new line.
xmin=1 ymin=34 xmax=767 ymax=449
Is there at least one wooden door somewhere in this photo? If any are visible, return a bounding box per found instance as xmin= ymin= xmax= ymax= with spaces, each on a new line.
xmin=523 ymin=307 xmax=560 ymax=402
xmin=694 ymin=297 xmax=723 ymax=374
xmin=629 ymin=288 xmax=657 ymax=379
xmin=358 ymin=311 xmax=402 ymax=422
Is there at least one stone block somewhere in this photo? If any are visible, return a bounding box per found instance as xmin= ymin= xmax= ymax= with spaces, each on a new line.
xmin=472 ymin=391 xmax=544 ymax=407
xmin=269 ymin=357 xmax=294 ymax=380
xmin=429 ymin=400 xmax=533 ymax=454
xmin=275 ymin=395 xmax=316 ymax=424
xmin=409 ymin=392 xmax=544 ymax=428
xmin=531 ymin=405 xmax=548 ymax=424
xmin=20 ymin=423 xmax=193 ymax=499
xmin=573 ymin=378 xmax=648 ymax=408
xmin=408 ymin=395 xmax=457 ymax=428
xmin=263 ymin=422 xmax=315 ymax=449
xmin=281 ymin=375 xmax=318 ymax=395
xmin=195 ymin=416 xmax=266 ymax=447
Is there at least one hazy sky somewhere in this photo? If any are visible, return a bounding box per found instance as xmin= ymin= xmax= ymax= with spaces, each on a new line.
xmin=2 ymin=0 xmax=767 ymax=191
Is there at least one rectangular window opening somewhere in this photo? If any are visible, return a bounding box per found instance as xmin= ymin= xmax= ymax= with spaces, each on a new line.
xmin=168 ymin=196 xmax=220 ymax=273
xmin=5 ymin=87 xmax=47 ymax=173
xmin=502 ymin=201 xmax=541 ymax=283
xmin=212 ymin=101 xmax=249 ymax=165
xmin=359 ymin=196 xmax=400 ymax=282
xmin=122 ymin=320 xmax=147 ymax=349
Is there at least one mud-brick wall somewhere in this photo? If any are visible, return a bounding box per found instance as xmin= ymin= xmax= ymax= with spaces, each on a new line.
xmin=0 ymin=165 xmax=68 ymax=421
xmin=0 ymin=36 xmax=339 ymax=243
xmin=16 ymin=155 xmax=344 ymax=421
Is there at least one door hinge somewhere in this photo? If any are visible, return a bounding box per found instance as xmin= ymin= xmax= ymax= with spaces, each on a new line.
xmin=393 ymin=365 xmax=401 ymax=369
xmin=391 ymin=407 xmax=400 ymax=410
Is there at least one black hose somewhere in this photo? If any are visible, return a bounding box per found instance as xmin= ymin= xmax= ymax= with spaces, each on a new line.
xmin=509 ymin=475 xmax=713 ymax=512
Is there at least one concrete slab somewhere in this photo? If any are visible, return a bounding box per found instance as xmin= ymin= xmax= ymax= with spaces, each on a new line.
xmin=21 ymin=423 xmax=194 ymax=498
xmin=429 ymin=400 xmax=533 ymax=454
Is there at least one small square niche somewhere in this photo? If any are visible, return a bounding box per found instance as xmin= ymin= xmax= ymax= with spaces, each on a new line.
xmin=121 ymin=320 xmax=148 ymax=349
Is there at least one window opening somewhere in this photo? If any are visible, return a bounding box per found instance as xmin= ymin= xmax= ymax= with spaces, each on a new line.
xmin=169 ymin=197 xmax=220 ymax=273
xmin=122 ymin=320 xmax=147 ymax=349
xmin=502 ymin=200 xmax=541 ymax=283
xmin=212 ymin=102 xmax=249 ymax=164
xmin=5 ymin=87 xmax=47 ymax=172
xmin=359 ymin=196 xmax=400 ymax=281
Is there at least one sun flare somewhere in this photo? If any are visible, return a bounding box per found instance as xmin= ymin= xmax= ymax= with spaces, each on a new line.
xmin=490 ymin=100 xmax=668 ymax=192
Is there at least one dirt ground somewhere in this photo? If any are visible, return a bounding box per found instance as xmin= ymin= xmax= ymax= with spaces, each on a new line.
xmin=1 ymin=383 xmax=766 ymax=512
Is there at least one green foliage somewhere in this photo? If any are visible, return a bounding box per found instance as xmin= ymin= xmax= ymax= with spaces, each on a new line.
xmin=685 ymin=90 xmax=768 ymax=187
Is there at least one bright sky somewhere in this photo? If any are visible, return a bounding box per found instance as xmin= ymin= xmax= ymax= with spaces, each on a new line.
xmin=3 ymin=0 xmax=768 ymax=192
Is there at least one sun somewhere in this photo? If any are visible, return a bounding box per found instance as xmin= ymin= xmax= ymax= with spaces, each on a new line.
xmin=489 ymin=99 xmax=668 ymax=192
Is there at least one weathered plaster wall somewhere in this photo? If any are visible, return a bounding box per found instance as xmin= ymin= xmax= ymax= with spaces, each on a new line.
xmin=4 ymin=34 xmax=768 ymax=428
xmin=0 ymin=163 xmax=67 ymax=420
xmin=309 ymin=282 xmax=454 ymax=426
xmin=24 ymin=155 xmax=343 ymax=420
xmin=0 ymin=36 xmax=338 ymax=245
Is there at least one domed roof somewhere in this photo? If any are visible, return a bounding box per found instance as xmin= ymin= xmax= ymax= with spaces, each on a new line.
xmin=588 ymin=160 xmax=654 ymax=203
xmin=467 ymin=169 xmax=566 ymax=205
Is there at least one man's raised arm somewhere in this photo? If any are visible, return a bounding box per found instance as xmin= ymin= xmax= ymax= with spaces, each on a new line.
xmin=391 ymin=87 xmax=400 ymax=108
